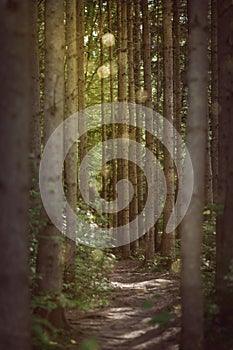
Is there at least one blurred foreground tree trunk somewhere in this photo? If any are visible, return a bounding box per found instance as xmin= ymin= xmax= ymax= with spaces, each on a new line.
xmin=0 ymin=2 xmax=31 ymax=349
xmin=180 ymin=0 xmax=208 ymax=349
xmin=216 ymin=0 xmax=233 ymax=326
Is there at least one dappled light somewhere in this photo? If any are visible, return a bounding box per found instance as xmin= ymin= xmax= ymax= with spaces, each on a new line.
xmin=102 ymin=32 xmax=115 ymax=47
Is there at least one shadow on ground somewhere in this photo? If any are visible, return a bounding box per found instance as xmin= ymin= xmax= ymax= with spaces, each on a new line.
xmin=68 ymin=260 xmax=181 ymax=350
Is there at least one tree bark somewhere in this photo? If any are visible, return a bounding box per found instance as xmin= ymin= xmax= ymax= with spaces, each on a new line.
xmin=210 ymin=0 xmax=218 ymax=204
xmin=107 ymin=0 xmax=117 ymax=228
xmin=0 ymin=1 xmax=31 ymax=349
xmin=64 ymin=0 xmax=78 ymax=273
xmin=180 ymin=0 xmax=208 ymax=348
xmin=117 ymin=0 xmax=130 ymax=257
xmin=134 ymin=0 xmax=144 ymax=248
xmin=216 ymin=0 xmax=233 ymax=326
xmin=161 ymin=0 xmax=175 ymax=259
xmin=36 ymin=0 xmax=68 ymax=329
xmin=141 ymin=0 xmax=155 ymax=262
xmin=128 ymin=0 xmax=139 ymax=253
xmin=77 ymin=0 xmax=89 ymax=204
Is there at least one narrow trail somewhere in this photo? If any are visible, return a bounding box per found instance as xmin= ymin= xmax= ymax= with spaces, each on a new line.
xmin=68 ymin=260 xmax=181 ymax=350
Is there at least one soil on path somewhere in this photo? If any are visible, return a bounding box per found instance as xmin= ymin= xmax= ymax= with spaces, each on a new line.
xmin=68 ymin=260 xmax=181 ymax=350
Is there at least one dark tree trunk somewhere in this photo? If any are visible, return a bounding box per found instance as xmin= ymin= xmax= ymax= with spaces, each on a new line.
xmin=0 ymin=2 xmax=31 ymax=349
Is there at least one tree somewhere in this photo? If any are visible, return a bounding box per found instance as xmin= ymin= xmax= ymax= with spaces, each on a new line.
xmin=141 ymin=0 xmax=155 ymax=261
xmin=0 ymin=1 xmax=31 ymax=349
xmin=99 ymin=0 xmax=107 ymax=211
xmin=107 ymin=0 xmax=117 ymax=228
xmin=36 ymin=0 xmax=67 ymax=329
xmin=77 ymin=0 xmax=89 ymax=203
xmin=210 ymin=0 xmax=218 ymax=204
xmin=30 ymin=0 xmax=41 ymax=181
xmin=128 ymin=0 xmax=139 ymax=253
xmin=64 ymin=0 xmax=78 ymax=272
xmin=134 ymin=0 xmax=144 ymax=245
xmin=180 ymin=0 xmax=208 ymax=348
xmin=173 ymin=0 xmax=182 ymax=236
xmin=161 ymin=0 xmax=175 ymax=259
xmin=117 ymin=0 xmax=130 ymax=257
xmin=216 ymin=0 xmax=233 ymax=326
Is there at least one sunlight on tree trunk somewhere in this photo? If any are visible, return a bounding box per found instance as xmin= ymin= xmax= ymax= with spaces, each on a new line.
xmin=36 ymin=0 xmax=68 ymax=329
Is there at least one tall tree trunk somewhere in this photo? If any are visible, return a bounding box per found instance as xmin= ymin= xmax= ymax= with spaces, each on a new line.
xmin=180 ymin=0 xmax=208 ymax=348
xmin=161 ymin=0 xmax=175 ymax=259
xmin=141 ymin=0 xmax=155 ymax=261
xmin=210 ymin=0 xmax=218 ymax=205
xmin=99 ymin=0 xmax=107 ymax=217
xmin=215 ymin=0 xmax=228 ymax=290
xmin=77 ymin=0 xmax=89 ymax=204
xmin=216 ymin=0 xmax=233 ymax=326
xmin=173 ymin=0 xmax=182 ymax=236
xmin=36 ymin=0 xmax=67 ymax=329
xmin=117 ymin=0 xmax=130 ymax=257
xmin=64 ymin=0 xmax=78 ymax=272
xmin=107 ymin=0 xmax=117 ymax=228
xmin=0 ymin=2 xmax=31 ymax=349
xmin=154 ymin=0 xmax=162 ymax=250
xmin=128 ymin=0 xmax=139 ymax=253
xmin=134 ymin=0 xmax=144 ymax=247
xmin=30 ymin=0 xmax=41 ymax=179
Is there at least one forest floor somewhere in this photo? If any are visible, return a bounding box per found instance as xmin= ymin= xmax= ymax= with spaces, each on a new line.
xmin=68 ymin=260 xmax=181 ymax=350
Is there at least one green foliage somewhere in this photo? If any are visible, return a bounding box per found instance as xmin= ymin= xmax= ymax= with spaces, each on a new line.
xmin=80 ymin=337 xmax=100 ymax=350
xmin=32 ymin=316 xmax=62 ymax=350
xmin=202 ymin=204 xmax=218 ymax=296
xmin=141 ymin=299 xmax=153 ymax=309
xmin=149 ymin=310 xmax=171 ymax=328
xmin=64 ymin=245 xmax=116 ymax=310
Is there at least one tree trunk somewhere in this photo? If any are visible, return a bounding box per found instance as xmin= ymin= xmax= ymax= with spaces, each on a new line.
xmin=210 ymin=0 xmax=218 ymax=205
xmin=161 ymin=0 xmax=175 ymax=259
xmin=64 ymin=0 xmax=78 ymax=274
xmin=99 ymin=0 xmax=107 ymax=212
xmin=128 ymin=0 xmax=139 ymax=253
xmin=134 ymin=0 xmax=144 ymax=248
xmin=0 ymin=2 xmax=31 ymax=349
xmin=154 ymin=0 xmax=162 ymax=250
xmin=173 ymin=0 xmax=182 ymax=236
xmin=107 ymin=0 xmax=117 ymax=228
xmin=180 ymin=0 xmax=208 ymax=348
xmin=30 ymin=0 xmax=41 ymax=176
xmin=117 ymin=0 xmax=130 ymax=257
xmin=216 ymin=0 xmax=233 ymax=326
xmin=141 ymin=0 xmax=155 ymax=262
xmin=36 ymin=0 xmax=68 ymax=329
xmin=77 ymin=0 xmax=89 ymax=204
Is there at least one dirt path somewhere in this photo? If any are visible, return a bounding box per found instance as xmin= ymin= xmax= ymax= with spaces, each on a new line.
xmin=68 ymin=260 xmax=181 ymax=350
